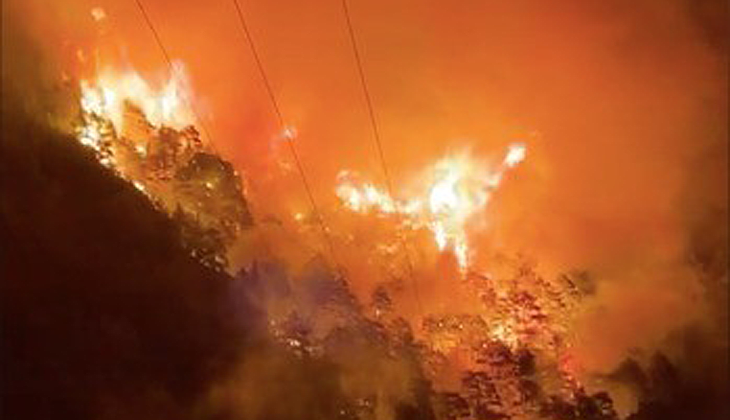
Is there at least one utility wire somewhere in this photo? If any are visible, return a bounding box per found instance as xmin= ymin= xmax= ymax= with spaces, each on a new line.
xmin=340 ymin=0 xmax=424 ymax=316
xmin=231 ymin=0 xmax=284 ymax=127
xmin=340 ymin=0 xmax=392 ymax=197
xmin=133 ymin=0 xmax=298 ymax=270
xmin=132 ymin=0 xmax=217 ymax=150
xmin=231 ymin=0 xmax=342 ymax=274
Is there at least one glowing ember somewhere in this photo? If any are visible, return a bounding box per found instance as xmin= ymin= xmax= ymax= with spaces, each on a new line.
xmin=504 ymin=143 xmax=526 ymax=168
xmin=90 ymin=7 xmax=106 ymax=22
xmin=336 ymin=144 xmax=526 ymax=274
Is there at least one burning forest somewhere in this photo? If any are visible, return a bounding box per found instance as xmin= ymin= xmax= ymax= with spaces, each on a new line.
xmin=2 ymin=1 xmax=728 ymax=420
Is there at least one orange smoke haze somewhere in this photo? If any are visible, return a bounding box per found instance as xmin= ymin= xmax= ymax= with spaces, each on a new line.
xmin=7 ymin=0 xmax=727 ymax=381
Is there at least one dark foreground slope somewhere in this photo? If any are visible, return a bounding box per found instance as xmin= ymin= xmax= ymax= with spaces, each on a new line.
xmin=0 ymin=106 xmax=424 ymax=420
xmin=0 ymin=106 xmax=267 ymax=419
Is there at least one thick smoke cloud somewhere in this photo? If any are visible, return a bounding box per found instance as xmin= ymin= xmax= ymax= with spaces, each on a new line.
xmin=1 ymin=4 xmax=432 ymax=419
xmin=3 ymin=0 xmax=727 ymax=418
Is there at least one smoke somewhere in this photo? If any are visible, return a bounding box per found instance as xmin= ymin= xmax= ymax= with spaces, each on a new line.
xmin=4 ymin=0 xmax=727 ymax=418
xmin=1 ymin=4 xmax=429 ymax=420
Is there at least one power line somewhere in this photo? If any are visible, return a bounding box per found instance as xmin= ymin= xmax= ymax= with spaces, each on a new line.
xmin=132 ymin=0 xmax=217 ymax=150
xmin=231 ymin=0 xmax=284 ymax=127
xmin=339 ymin=0 xmax=424 ymax=316
xmin=231 ymin=0 xmax=342 ymax=274
xmin=132 ymin=0 xmax=337 ymax=272
xmin=340 ymin=0 xmax=393 ymax=197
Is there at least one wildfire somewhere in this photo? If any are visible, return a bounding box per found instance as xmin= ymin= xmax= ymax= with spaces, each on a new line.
xmin=336 ymin=143 xmax=526 ymax=274
xmin=79 ymin=61 xmax=195 ymax=139
xmin=74 ymin=61 xmax=206 ymax=178
xmin=73 ymin=61 xmax=253 ymax=271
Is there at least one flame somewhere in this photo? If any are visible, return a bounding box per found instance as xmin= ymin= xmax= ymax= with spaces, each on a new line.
xmin=79 ymin=61 xmax=195 ymax=136
xmin=489 ymin=322 xmax=519 ymax=348
xmin=335 ymin=171 xmax=400 ymax=214
xmin=336 ymin=144 xmax=526 ymax=274
xmin=75 ymin=60 xmax=201 ymax=175
xmin=74 ymin=60 xmax=210 ymax=207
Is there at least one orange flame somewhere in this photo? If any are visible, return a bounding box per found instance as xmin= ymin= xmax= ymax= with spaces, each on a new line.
xmin=79 ymin=61 xmax=195 ymax=136
xmin=336 ymin=144 xmax=526 ymax=274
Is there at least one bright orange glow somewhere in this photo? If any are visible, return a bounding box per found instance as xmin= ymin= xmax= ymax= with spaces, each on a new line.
xmin=79 ymin=62 xmax=195 ymax=135
xmin=10 ymin=0 xmax=723 ymax=416
xmin=336 ymin=144 xmax=526 ymax=274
